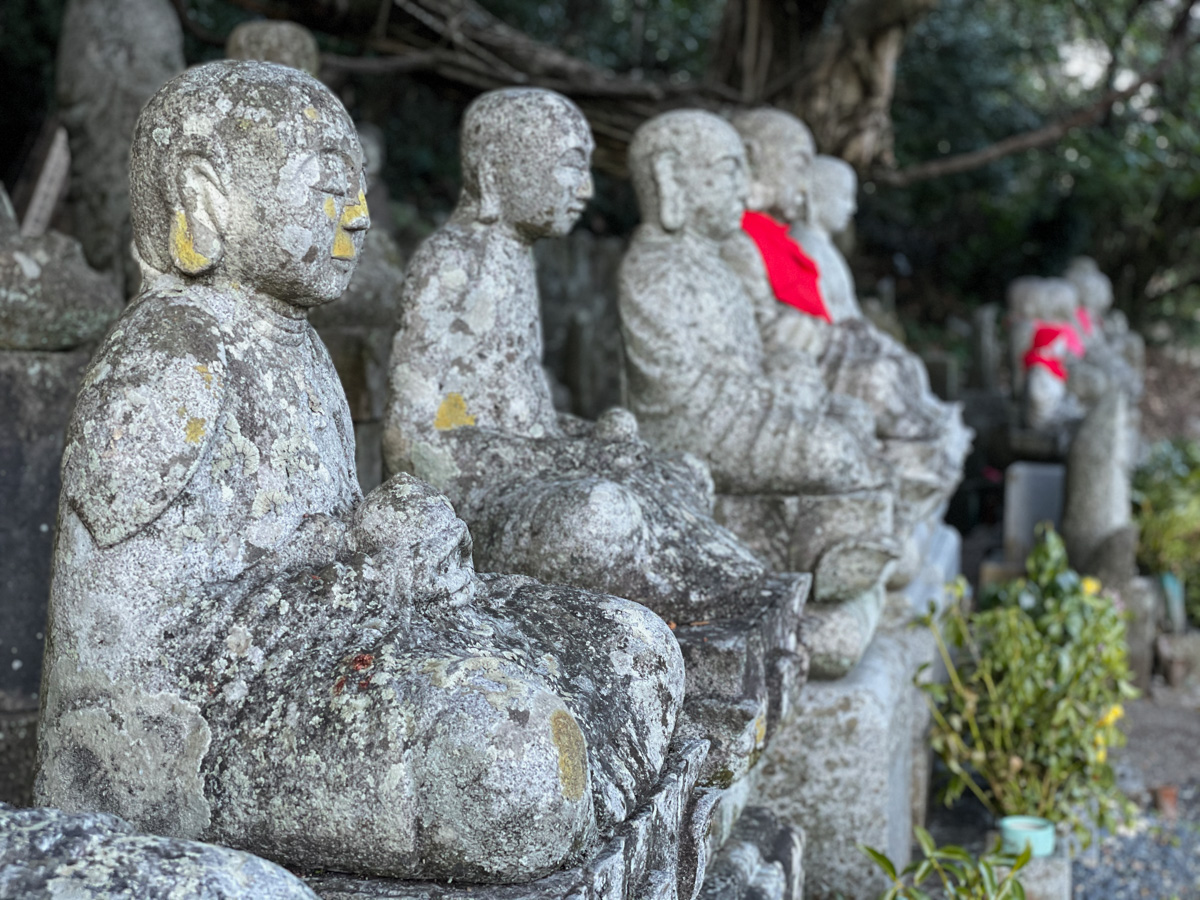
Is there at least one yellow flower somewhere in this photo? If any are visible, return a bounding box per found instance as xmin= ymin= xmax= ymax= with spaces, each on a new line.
xmin=1098 ymin=704 xmax=1124 ymax=728
xmin=1097 ymin=746 xmax=1107 ymax=764
xmin=1081 ymin=576 xmax=1102 ymax=596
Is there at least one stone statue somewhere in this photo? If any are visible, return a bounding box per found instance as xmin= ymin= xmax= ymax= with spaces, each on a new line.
xmin=790 ymin=154 xmax=859 ymax=322
xmin=36 ymin=61 xmax=684 ymax=884
xmin=1064 ymin=255 xmax=1144 ymax=399
xmin=1007 ymin=275 xmax=1087 ymax=432
xmin=56 ymin=0 xmax=184 ymax=297
xmin=225 ymin=20 xmax=320 ymax=76
xmin=725 ymin=109 xmax=970 ymax=534
xmin=383 ymin=88 xmax=803 ymax=628
xmin=618 ymin=109 xmax=902 ymax=675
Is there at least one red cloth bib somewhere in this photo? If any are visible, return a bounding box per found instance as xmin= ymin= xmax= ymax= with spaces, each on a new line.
xmin=1022 ymin=321 xmax=1083 ymax=381
xmin=742 ymin=211 xmax=832 ymax=322
xmin=1075 ymin=307 xmax=1094 ymax=337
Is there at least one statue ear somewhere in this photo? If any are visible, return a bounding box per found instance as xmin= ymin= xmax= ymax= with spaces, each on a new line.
xmin=652 ymin=153 xmax=686 ymax=232
xmin=171 ymin=157 xmax=227 ymax=276
xmin=477 ymin=159 xmax=501 ymax=225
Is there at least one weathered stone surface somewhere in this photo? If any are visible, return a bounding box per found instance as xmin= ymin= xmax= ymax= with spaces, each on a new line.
xmin=57 ymin=0 xmax=184 ymax=296
xmin=755 ymin=633 xmax=914 ymax=900
xmin=1003 ymin=462 xmax=1065 ymax=563
xmin=1063 ymin=393 xmax=1134 ymax=576
xmin=38 ymin=62 xmax=683 ymax=884
xmin=1065 ymin=256 xmax=1144 ymax=402
xmin=0 ymin=221 xmax=124 ymax=349
xmin=0 ymin=803 xmax=319 ymax=899
xmin=696 ymin=807 xmax=804 ymax=900
xmin=0 ymin=352 xmax=90 ymax=707
xmin=383 ymin=90 xmax=808 ymax=785
xmin=303 ymin=741 xmax=715 ymax=900
xmin=226 ymin=20 xmax=321 ymax=75
xmin=791 ymin=155 xmax=858 ymax=323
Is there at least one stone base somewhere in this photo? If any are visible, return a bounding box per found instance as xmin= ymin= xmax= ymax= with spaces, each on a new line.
xmin=672 ymin=573 xmax=810 ymax=788
xmin=1004 ymin=851 xmax=1071 ymax=900
xmin=754 ymin=633 xmax=914 ymax=900
xmin=305 ymin=741 xmax=718 ymax=900
xmin=696 ymin=807 xmax=804 ymax=900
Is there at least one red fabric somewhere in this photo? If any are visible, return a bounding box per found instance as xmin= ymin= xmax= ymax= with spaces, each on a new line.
xmin=1075 ymin=307 xmax=1094 ymax=337
xmin=1022 ymin=321 xmax=1084 ymax=382
xmin=741 ymin=211 xmax=832 ymax=322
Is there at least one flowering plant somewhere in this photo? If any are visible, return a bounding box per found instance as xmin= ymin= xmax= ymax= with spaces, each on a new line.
xmin=920 ymin=526 xmax=1137 ymax=839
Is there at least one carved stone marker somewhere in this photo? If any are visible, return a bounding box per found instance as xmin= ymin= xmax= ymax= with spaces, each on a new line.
xmin=56 ymin=0 xmax=184 ymax=296
xmin=384 ymin=89 xmax=809 ymax=789
xmin=37 ymin=61 xmax=684 ymax=884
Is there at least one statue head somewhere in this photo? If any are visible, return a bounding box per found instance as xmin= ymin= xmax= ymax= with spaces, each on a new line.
xmin=812 ymin=155 xmax=856 ymax=235
xmin=729 ymin=108 xmax=815 ymax=224
xmin=129 ymin=60 xmax=370 ymax=309
xmin=1064 ymin=256 xmax=1113 ymax=315
xmin=225 ymin=20 xmax=321 ymax=77
xmin=458 ymin=88 xmax=594 ymax=241
xmin=628 ymin=109 xmax=747 ymax=241
xmin=1008 ymin=276 xmax=1079 ymax=322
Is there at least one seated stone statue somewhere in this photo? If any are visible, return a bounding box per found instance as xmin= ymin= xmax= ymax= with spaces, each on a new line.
xmin=618 ymin=109 xmax=906 ymax=678
xmin=724 ymin=109 xmax=970 ymax=530
xmin=1064 ymin=255 xmax=1144 ymax=400
xmin=789 ymin=154 xmax=860 ymax=323
xmin=382 ymin=88 xmax=798 ymax=626
xmin=36 ymin=61 xmax=684 ymax=884
xmin=1008 ymin=275 xmax=1088 ymax=431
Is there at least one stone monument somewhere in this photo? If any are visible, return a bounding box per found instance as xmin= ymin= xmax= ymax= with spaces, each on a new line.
xmin=225 ymin=19 xmax=321 ymax=75
xmin=56 ymin=0 xmax=184 ymax=297
xmin=726 ymin=108 xmax=971 ymax=548
xmin=36 ymin=61 xmax=685 ymax=885
xmin=383 ymin=88 xmax=810 ymax=793
xmin=0 ymin=184 xmax=123 ymax=714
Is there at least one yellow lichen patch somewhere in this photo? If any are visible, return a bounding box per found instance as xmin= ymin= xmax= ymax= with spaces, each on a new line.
xmin=755 ymin=714 xmax=767 ymax=747
xmin=176 ymin=405 xmax=188 ymax=419
xmin=341 ymin=191 xmax=368 ymax=226
xmin=185 ymin=417 xmax=207 ymax=444
xmin=304 ymin=106 xmax=319 ymax=121
xmin=434 ymin=393 xmax=476 ymax=431
xmin=171 ymin=210 xmax=211 ymax=274
xmin=194 ymin=364 xmax=213 ymax=387
xmin=549 ymin=709 xmax=587 ymax=802
xmin=323 ymin=196 xmax=337 ymax=220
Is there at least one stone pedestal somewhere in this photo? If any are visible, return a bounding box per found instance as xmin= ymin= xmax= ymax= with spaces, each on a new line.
xmin=754 ymin=633 xmax=913 ymax=900
xmin=0 ymin=350 xmax=90 ymax=710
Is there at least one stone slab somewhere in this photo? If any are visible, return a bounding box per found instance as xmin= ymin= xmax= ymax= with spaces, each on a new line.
xmin=1003 ymin=462 xmax=1064 ymax=564
xmin=754 ymin=633 xmax=913 ymax=900
xmin=0 ymin=350 xmax=89 ymax=708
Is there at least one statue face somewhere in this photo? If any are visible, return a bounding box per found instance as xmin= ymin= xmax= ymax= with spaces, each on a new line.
xmin=221 ymin=96 xmax=370 ymax=308
xmin=496 ymin=116 xmax=594 ymax=239
xmin=679 ymin=139 xmax=748 ymax=241
xmin=814 ymin=178 xmax=855 ymax=234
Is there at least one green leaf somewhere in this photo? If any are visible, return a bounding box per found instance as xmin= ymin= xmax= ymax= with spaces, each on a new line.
xmin=859 ymin=844 xmax=899 ymax=881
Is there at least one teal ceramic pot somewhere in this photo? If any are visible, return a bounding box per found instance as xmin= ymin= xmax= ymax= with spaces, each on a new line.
xmin=998 ymin=815 xmax=1056 ymax=857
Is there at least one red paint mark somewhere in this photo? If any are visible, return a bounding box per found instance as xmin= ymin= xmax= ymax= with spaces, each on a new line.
xmin=350 ymin=653 xmax=374 ymax=671
xmin=333 ymin=676 xmax=347 ymax=695
xmin=357 ymin=675 xmax=373 ymax=691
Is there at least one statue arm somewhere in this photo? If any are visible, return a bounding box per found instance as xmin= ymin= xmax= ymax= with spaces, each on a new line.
xmin=61 ymin=300 xmax=228 ymax=549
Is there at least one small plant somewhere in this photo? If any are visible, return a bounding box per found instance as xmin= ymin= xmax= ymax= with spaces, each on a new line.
xmin=1133 ymin=438 xmax=1200 ymax=625
xmin=860 ymin=827 xmax=1029 ymax=899
xmin=920 ymin=526 xmax=1137 ymax=840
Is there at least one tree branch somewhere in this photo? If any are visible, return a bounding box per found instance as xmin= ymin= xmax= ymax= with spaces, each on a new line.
xmin=875 ymin=2 xmax=1200 ymax=187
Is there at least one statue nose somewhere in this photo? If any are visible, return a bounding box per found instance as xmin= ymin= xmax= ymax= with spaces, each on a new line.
xmin=340 ymin=192 xmax=371 ymax=231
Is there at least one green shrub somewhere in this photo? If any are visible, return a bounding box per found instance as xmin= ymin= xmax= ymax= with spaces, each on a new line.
xmin=920 ymin=526 xmax=1137 ymax=839
xmin=1133 ymin=439 xmax=1200 ymax=624
xmin=860 ymin=827 xmax=1029 ymax=900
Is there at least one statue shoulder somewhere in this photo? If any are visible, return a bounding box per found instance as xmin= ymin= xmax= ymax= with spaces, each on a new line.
xmin=62 ymin=292 xmax=229 ymax=548
xmin=401 ymin=225 xmax=485 ymax=311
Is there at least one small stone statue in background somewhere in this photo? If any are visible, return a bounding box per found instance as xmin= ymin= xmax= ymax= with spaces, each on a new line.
xmin=1007 ymin=275 xmax=1087 ymax=432
xmin=56 ymin=0 xmax=184 ymax=297
xmin=383 ymin=88 xmax=801 ymax=627
xmin=790 ymin=154 xmax=860 ymax=322
xmin=619 ymin=109 xmax=899 ymax=674
xmin=37 ymin=61 xmax=683 ymax=883
xmin=725 ymin=109 xmax=971 ymax=542
xmin=225 ymin=19 xmax=321 ymax=75
xmin=1064 ymin=255 xmax=1144 ymax=400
